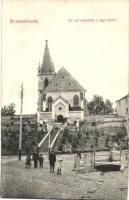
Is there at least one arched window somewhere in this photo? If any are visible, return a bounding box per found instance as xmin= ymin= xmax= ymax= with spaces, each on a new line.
xmin=73 ymin=95 xmax=79 ymax=107
xmin=45 ymin=78 xmax=49 ymax=87
xmin=47 ymin=96 xmax=53 ymax=111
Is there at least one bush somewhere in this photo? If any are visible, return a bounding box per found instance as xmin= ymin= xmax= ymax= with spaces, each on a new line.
xmin=72 ymin=135 xmax=79 ymax=148
xmin=58 ymin=145 xmax=63 ymax=151
xmin=61 ymin=136 xmax=66 ymax=144
xmin=78 ymin=132 xmax=81 ymax=139
xmin=2 ymin=122 xmax=37 ymax=155
xmin=67 ymin=134 xmax=72 ymax=143
xmin=105 ymin=136 xmax=109 ymax=147
xmin=72 ymin=142 xmax=77 ymax=148
xmin=63 ymin=127 xmax=69 ymax=137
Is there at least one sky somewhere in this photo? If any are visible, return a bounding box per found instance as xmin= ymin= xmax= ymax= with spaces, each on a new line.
xmin=2 ymin=0 xmax=128 ymax=114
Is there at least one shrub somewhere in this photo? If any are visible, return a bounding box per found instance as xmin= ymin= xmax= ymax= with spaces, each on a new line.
xmin=61 ymin=136 xmax=66 ymax=144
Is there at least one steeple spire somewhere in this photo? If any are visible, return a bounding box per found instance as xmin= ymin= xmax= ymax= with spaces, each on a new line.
xmin=41 ymin=40 xmax=55 ymax=74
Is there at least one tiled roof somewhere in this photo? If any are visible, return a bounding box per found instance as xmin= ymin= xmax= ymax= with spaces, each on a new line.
xmin=44 ymin=67 xmax=85 ymax=92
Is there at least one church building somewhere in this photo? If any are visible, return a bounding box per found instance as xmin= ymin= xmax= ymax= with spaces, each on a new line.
xmin=37 ymin=40 xmax=88 ymax=123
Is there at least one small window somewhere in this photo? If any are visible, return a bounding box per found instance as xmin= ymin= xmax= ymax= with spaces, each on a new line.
xmin=73 ymin=95 xmax=79 ymax=107
xmin=43 ymin=94 xmax=46 ymax=101
xmin=45 ymin=78 xmax=49 ymax=87
xmin=69 ymin=83 xmax=71 ymax=85
xmin=126 ymin=108 xmax=128 ymax=114
xmin=47 ymin=96 xmax=53 ymax=112
xmin=59 ymin=107 xmax=62 ymax=110
xmin=56 ymin=83 xmax=57 ymax=86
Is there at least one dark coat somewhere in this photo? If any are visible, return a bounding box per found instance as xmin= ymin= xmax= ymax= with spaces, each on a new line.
xmin=26 ymin=156 xmax=31 ymax=165
xmin=49 ymin=153 xmax=56 ymax=165
xmin=32 ymin=152 xmax=39 ymax=161
xmin=39 ymin=157 xmax=44 ymax=163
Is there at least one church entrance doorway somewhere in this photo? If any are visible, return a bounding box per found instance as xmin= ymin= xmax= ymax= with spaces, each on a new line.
xmin=57 ymin=115 xmax=64 ymax=123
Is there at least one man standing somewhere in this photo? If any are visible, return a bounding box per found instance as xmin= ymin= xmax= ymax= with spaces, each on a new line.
xmin=49 ymin=151 xmax=56 ymax=173
xmin=32 ymin=148 xmax=39 ymax=168
xmin=39 ymin=154 xmax=44 ymax=168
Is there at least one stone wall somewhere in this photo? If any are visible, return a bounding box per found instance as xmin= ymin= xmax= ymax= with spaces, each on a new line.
xmin=84 ymin=114 xmax=124 ymax=122
xmin=37 ymin=112 xmax=52 ymax=123
xmin=68 ymin=111 xmax=84 ymax=121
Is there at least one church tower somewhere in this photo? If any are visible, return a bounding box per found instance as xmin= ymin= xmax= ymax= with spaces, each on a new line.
xmin=37 ymin=40 xmax=56 ymax=112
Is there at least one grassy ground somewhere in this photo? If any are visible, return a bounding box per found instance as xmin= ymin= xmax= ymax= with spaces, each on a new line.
xmin=1 ymin=153 xmax=128 ymax=199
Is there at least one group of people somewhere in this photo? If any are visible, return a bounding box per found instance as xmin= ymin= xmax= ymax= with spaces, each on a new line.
xmin=25 ymin=149 xmax=63 ymax=175
xmin=26 ymin=151 xmax=44 ymax=169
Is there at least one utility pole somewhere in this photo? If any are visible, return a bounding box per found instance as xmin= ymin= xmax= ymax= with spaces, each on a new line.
xmin=92 ymin=122 xmax=96 ymax=168
xmin=48 ymin=119 xmax=51 ymax=151
xmin=19 ymin=83 xmax=23 ymax=160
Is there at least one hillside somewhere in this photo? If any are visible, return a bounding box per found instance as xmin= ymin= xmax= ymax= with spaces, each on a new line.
xmin=1 ymin=115 xmax=37 ymax=155
xmin=1 ymin=115 xmax=128 ymax=155
xmin=53 ymin=119 xmax=128 ymax=152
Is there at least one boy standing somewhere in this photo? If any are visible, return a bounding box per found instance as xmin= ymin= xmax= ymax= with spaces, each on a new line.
xmin=39 ymin=154 xmax=44 ymax=168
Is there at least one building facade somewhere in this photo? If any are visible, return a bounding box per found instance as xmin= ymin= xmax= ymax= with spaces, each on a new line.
xmin=37 ymin=40 xmax=89 ymax=123
xmin=116 ymin=94 xmax=129 ymax=120
xmin=116 ymin=94 xmax=129 ymax=137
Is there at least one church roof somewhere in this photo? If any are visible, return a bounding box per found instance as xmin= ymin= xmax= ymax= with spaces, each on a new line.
xmin=44 ymin=67 xmax=85 ymax=92
xmin=41 ymin=40 xmax=55 ymax=74
xmin=52 ymin=95 xmax=69 ymax=105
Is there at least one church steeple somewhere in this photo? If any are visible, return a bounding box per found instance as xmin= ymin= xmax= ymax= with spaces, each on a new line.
xmin=37 ymin=40 xmax=56 ymax=112
xmin=41 ymin=40 xmax=55 ymax=74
